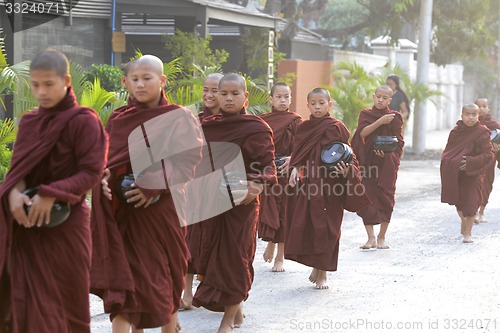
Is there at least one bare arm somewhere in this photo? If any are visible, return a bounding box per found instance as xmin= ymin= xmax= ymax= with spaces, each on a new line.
xmin=359 ymin=114 xmax=396 ymax=138
xmin=399 ymin=102 xmax=409 ymax=121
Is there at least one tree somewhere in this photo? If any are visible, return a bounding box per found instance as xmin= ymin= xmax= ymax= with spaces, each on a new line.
xmin=163 ymin=30 xmax=229 ymax=76
xmin=314 ymin=0 xmax=498 ymax=66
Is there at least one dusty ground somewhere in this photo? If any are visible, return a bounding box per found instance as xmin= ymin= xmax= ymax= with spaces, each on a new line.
xmin=91 ymin=158 xmax=500 ymax=333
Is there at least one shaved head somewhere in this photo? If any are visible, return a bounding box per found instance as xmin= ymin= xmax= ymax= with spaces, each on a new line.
xmin=375 ymin=85 xmax=393 ymax=94
xmin=219 ymin=73 xmax=246 ymax=91
xmin=462 ymin=103 xmax=479 ymax=113
xmin=204 ymin=73 xmax=223 ymax=84
xmin=132 ymin=54 xmax=164 ymax=76
xmin=30 ymin=48 xmax=69 ymax=78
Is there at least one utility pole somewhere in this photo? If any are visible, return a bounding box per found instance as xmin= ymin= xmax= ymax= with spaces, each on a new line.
xmin=412 ymin=0 xmax=433 ymax=154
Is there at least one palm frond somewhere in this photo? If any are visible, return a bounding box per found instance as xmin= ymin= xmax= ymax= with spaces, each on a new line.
xmin=163 ymin=57 xmax=183 ymax=83
xmin=99 ymin=91 xmax=129 ymax=125
xmin=70 ymin=61 xmax=91 ymax=102
xmin=192 ymin=64 xmax=223 ymax=78
xmin=80 ymin=78 xmax=116 ymax=114
xmin=166 ymin=83 xmax=203 ymax=109
xmin=13 ymin=83 xmax=38 ymax=119
xmin=0 ymin=118 xmax=17 ymax=145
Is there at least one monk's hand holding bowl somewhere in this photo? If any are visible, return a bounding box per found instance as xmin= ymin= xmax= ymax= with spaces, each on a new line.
xmin=235 ymin=180 xmax=263 ymax=205
xmin=492 ymin=143 xmax=500 ymax=153
xmin=374 ymin=150 xmax=385 ymax=158
xmin=279 ymin=156 xmax=292 ymax=175
xmin=101 ymin=168 xmax=112 ymax=200
xmin=289 ymin=167 xmax=299 ymax=187
xmin=333 ymin=161 xmax=349 ymax=176
xmin=8 ymin=188 xmax=31 ymax=228
xmin=460 ymin=156 xmax=467 ymax=171
xmin=28 ymin=194 xmax=56 ymax=227
xmin=125 ymin=185 xmax=154 ymax=208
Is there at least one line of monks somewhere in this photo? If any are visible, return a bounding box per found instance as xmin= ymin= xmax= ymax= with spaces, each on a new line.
xmin=0 ymin=49 xmax=498 ymax=333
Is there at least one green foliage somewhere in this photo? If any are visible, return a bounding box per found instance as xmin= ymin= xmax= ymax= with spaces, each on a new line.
xmin=80 ymin=78 xmax=117 ymax=116
xmin=165 ymin=83 xmax=203 ymax=114
xmin=99 ymin=91 xmax=129 ymax=125
xmin=163 ymin=30 xmax=229 ymax=75
xmin=70 ymin=61 xmax=91 ymax=103
xmin=245 ymin=76 xmax=271 ymax=115
xmin=84 ymin=64 xmax=124 ymax=92
xmin=328 ymin=61 xmax=378 ymax=132
xmin=0 ymin=118 xmax=16 ymax=182
xmin=241 ymin=27 xmax=286 ymax=83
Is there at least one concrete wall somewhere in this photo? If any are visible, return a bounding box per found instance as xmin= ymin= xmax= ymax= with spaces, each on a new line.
xmin=277 ymin=60 xmax=333 ymax=119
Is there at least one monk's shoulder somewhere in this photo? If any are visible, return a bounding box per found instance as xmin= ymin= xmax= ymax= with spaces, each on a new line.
xmin=243 ymin=114 xmax=272 ymax=131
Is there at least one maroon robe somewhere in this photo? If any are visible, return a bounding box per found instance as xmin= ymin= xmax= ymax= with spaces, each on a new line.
xmin=90 ymin=94 xmax=203 ymax=328
xmin=478 ymin=114 xmax=500 ymax=206
xmin=284 ymin=115 xmax=370 ymax=271
xmin=192 ymin=109 xmax=277 ymax=312
xmin=0 ymin=88 xmax=107 ymax=333
xmin=186 ymin=105 xmax=220 ymax=275
xmin=441 ymin=120 xmax=494 ymax=216
xmin=258 ymin=108 xmax=302 ymax=243
xmin=351 ymin=107 xmax=404 ymax=225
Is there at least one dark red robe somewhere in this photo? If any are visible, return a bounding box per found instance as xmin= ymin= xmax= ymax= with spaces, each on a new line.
xmin=90 ymin=94 xmax=203 ymax=328
xmin=258 ymin=108 xmax=302 ymax=243
xmin=284 ymin=114 xmax=370 ymax=271
xmin=478 ymin=114 xmax=500 ymax=206
xmin=351 ymin=107 xmax=404 ymax=225
xmin=0 ymin=88 xmax=107 ymax=333
xmin=441 ymin=120 xmax=494 ymax=216
xmin=185 ymin=105 xmax=220 ymax=275
xmin=192 ymin=109 xmax=277 ymax=312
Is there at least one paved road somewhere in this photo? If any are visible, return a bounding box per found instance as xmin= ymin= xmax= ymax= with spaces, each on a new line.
xmin=91 ymin=158 xmax=500 ymax=333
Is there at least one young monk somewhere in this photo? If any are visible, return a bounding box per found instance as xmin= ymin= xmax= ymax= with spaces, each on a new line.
xmin=193 ymin=73 xmax=277 ymax=333
xmin=0 ymin=49 xmax=107 ymax=332
xmin=441 ymin=104 xmax=495 ymax=243
xmin=285 ymin=88 xmax=370 ymax=289
xmin=258 ymin=82 xmax=302 ymax=272
xmin=475 ymin=97 xmax=500 ymax=223
xmin=351 ymin=85 xmax=404 ymax=250
xmin=90 ymin=55 xmax=202 ymax=333
xmin=196 ymin=73 xmax=224 ymax=121
xmin=181 ymin=72 xmax=224 ymax=310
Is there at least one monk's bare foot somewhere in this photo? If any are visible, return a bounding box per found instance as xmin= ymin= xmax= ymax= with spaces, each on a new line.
xmin=263 ymin=242 xmax=276 ymax=263
xmin=376 ymin=237 xmax=389 ymax=249
xmin=271 ymin=258 xmax=285 ymax=272
xmin=233 ymin=303 xmax=245 ymax=328
xmin=309 ymin=268 xmax=319 ymax=283
xmin=360 ymin=237 xmax=377 ymax=249
xmin=463 ymin=235 xmax=473 ymax=243
xmin=180 ymin=297 xmax=193 ymax=311
xmin=478 ymin=215 xmax=487 ymax=224
xmin=216 ymin=323 xmax=233 ymax=333
xmin=176 ymin=321 xmax=182 ymax=332
xmin=315 ymin=270 xmax=328 ymax=290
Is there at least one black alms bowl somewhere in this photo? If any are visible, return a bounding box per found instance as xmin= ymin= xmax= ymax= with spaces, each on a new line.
xmin=219 ymin=171 xmax=247 ymax=201
xmin=116 ymin=174 xmax=160 ymax=205
xmin=274 ymin=154 xmax=288 ymax=176
xmin=321 ymin=142 xmax=353 ymax=170
xmin=490 ymin=129 xmax=500 ymax=145
xmin=23 ymin=187 xmax=71 ymax=228
xmin=372 ymin=135 xmax=399 ymax=152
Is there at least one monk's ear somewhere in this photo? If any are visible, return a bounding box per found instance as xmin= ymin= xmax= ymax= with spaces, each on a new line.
xmin=244 ymin=90 xmax=249 ymax=108
xmin=64 ymin=74 xmax=71 ymax=88
xmin=161 ymin=74 xmax=167 ymax=87
xmin=121 ymin=75 xmax=127 ymax=88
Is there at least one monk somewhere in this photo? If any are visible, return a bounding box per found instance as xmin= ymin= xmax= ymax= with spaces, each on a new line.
xmin=90 ymin=55 xmax=203 ymax=333
xmin=258 ymin=82 xmax=302 ymax=272
xmin=285 ymin=88 xmax=370 ymax=289
xmin=0 ymin=49 xmax=107 ymax=333
xmin=193 ymin=73 xmax=277 ymax=333
xmin=475 ymin=97 xmax=500 ymax=223
xmin=351 ymin=85 xmax=404 ymax=250
xmin=181 ymin=72 xmax=224 ymax=310
xmin=441 ymin=104 xmax=494 ymax=243
xmin=196 ymin=73 xmax=224 ymax=121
